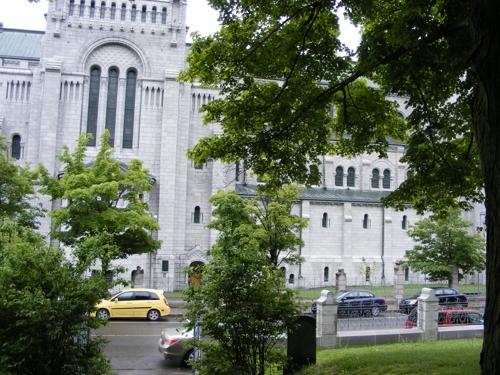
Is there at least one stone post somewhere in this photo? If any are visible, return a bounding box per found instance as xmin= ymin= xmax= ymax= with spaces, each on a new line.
xmin=315 ymin=290 xmax=337 ymax=347
xmin=393 ymin=260 xmax=405 ymax=302
xmin=417 ymin=288 xmax=439 ymax=341
xmin=335 ymin=269 xmax=347 ymax=292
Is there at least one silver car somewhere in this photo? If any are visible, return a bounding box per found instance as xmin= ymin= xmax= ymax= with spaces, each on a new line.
xmin=158 ymin=325 xmax=194 ymax=365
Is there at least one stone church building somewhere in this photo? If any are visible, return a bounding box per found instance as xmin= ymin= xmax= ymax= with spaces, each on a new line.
xmin=0 ymin=0 xmax=484 ymax=291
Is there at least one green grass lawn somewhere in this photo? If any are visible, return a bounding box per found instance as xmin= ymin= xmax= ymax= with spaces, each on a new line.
xmin=292 ymin=339 xmax=482 ymax=375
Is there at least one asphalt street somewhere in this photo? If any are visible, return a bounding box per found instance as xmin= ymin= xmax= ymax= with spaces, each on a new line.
xmin=97 ymin=318 xmax=192 ymax=375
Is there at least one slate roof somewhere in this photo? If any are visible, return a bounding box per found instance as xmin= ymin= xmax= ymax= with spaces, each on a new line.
xmin=0 ymin=28 xmax=44 ymax=61
xmin=235 ymin=184 xmax=391 ymax=204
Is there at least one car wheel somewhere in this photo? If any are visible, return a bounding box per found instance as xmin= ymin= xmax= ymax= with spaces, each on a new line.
xmin=147 ymin=309 xmax=160 ymax=321
xmin=183 ymin=349 xmax=194 ymax=367
xmin=96 ymin=308 xmax=110 ymax=320
xmin=372 ymin=306 xmax=381 ymax=317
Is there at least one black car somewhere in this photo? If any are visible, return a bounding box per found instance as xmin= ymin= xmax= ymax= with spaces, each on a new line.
xmin=398 ymin=287 xmax=468 ymax=313
xmin=332 ymin=290 xmax=388 ymax=318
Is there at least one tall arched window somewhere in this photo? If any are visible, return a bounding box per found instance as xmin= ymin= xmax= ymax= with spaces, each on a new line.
xmin=121 ymin=3 xmax=126 ymax=20
xmin=289 ymin=274 xmax=295 ymax=284
xmin=402 ymin=215 xmax=408 ymax=230
xmin=86 ymin=67 xmax=101 ymax=146
xmin=193 ymin=206 xmax=201 ymax=224
xmin=324 ymin=267 xmax=329 ymax=282
xmin=383 ymin=169 xmax=391 ymax=188
xmin=371 ymin=169 xmax=379 ymax=188
xmin=79 ymin=1 xmax=85 ymax=17
xmin=363 ymin=214 xmax=369 ymax=229
xmin=110 ymin=2 xmax=116 ymax=19
xmin=90 ymin=1 xmax=96 ymax=17
xmin=141 ymin=5 xmax=147 ymax=22
xmin=131 ymin=4 xmax=136 ymax=21
xmin=151 ymin=6 xmax=157 ymax=23
xmin=69 ymin=0 xmax=75 ymax=16
xmin=105 ymin=68 xmax=119 ymax=147
xmin=122 ymin=70 xmax=137 ymax=148
xmin=11 ymin=135 xmax=21 ymax=160
xmin=347 ymin=167 xmax=355 ymax=187
xmin=161 ymin=7 xmax=167 ymax=24
xmin=335 ymin=166 xmax=343 ymax=187
xmin=100 ymin=2 xmax=106 ymax=18
xmin=322 ymin=212 xmax=328 ymax=228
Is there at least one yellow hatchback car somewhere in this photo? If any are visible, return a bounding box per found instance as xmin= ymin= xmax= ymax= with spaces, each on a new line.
xmin=95 ymin=288 xmax=171 ymax=321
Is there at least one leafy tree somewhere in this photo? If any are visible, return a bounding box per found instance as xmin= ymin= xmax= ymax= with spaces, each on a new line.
xmin=207 ymin=185 xmax=307 ymax=266
xmin=405 ymin=209 xmax=485 ymax=288
xmin=0 ymin=220 xmax=111 ymax=375
xmin=40 ymin=131 xmax=161 ymax=283
xmin=0 ymin=136 xmax=46 ymax=228
xmin=184 ymin=188 xmax=304 ymax=375
xmin=179 ymin=1 xmax=500 ymax=371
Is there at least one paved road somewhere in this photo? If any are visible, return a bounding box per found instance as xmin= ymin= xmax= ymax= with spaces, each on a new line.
xmin=97 ymin=318 xmax=192 ymax=375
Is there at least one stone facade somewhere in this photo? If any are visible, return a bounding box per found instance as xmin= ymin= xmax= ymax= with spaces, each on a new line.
xmin=0 ymin=0 xmax=485 ymax=292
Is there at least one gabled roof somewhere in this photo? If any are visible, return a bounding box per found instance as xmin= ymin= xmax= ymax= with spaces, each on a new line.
xmin=0 ymin=29 xmax=44 ymax=61
xmin=235 ymin=184 xmax=391 ymax=204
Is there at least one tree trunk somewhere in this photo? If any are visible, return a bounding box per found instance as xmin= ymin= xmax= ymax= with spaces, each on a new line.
xmin=470 ymin=1 xmax=500 ymax=373
xmin=449 ymin=264 xmax=459 ymax=290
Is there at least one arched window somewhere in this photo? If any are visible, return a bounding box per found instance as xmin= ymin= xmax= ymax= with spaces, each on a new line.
xmin=383 ymin=169 xmax=391 ymax=188
xmin=324 ymin=267 xmax=329 ymax=282
xmin=371 ymin=169 xmax=379 ymax=188
xmin=122 ymin=70 xmax=137 ymax=148
xmin=90 ymin=1 xmax=96 ymax=17
xmin=405 ymin=267 xmax=409 ymax=282
xmin=100 ymin=2 xmax=106 ymax=18
xmin=289 ymin=274 xmax=295 ymax=284
xmin=193 ymin=206 xmax=201 ymax=224
xmin=402 ymin=215 xmax=408 ymax=230
xmin=131 ymin=4 xmax=136 ymax=21
xmin=11 ymin=135 xmax=21 ymax=160
xmin=322 ymin=212 xmax=328 ymax=228
xmin=69 ymin=0 xmax=75 ymax=16
xmin=365 ymin=266 xmax=371 ymax=282
xmin=79 ymin=1 xmax=85 ymax=17
xmin=86 ymin=67 xmax=101 ymax=146
xmin=151 ymin=6 xmax=157 ymax=23
xmin=105 ymin=68 xmax=119 ymax=147
xmin=121 ymin=3 xmax=126 ymax=20
xmin=347 ymin=167 xmax=355 ymax=187
xmin=363 ymin=214 xmax=369 ymax=229
xmin=235 ymin=161 xmax=240 ymax=181
xmin=335 ymin=166 xmax=343 ymax=187
xmin=141 ymin=5 xmax=147 ymax=22
xmin=110 ymin=2 xmax=116 ymax=19
xmin=161 ymin=7 xmax=167 ymax=24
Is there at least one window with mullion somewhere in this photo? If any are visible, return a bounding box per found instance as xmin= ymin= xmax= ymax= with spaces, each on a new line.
xmin=86 ymin=67 xmax=101 ymax=147
xmin=122 ymin=70 xmax=137 ymax=148
xmin=105 ymin=68 xmax=119 ymax=147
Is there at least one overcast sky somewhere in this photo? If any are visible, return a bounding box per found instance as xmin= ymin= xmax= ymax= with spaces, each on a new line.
xmin=0 ymin=0 xmax=359 ymax=47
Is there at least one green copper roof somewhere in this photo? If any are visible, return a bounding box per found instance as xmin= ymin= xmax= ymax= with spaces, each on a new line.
xmin=235 ymin=184 xmax=391 ymax=204
xmin=0 ymin=29 xmax=44 ymax=61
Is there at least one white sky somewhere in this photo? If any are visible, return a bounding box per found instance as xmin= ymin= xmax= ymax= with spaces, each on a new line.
xmin=0 ymin=0 xmax=359 ymax=47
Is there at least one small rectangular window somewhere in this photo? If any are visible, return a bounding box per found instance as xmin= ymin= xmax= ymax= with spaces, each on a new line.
xmin=162 ymin=260 xmax=169 ymax=272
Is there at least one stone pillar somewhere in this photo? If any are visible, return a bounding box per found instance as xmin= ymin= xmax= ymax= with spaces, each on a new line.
xmin=394 ymin=260 xmax=405 ymax=302
xmin=417 ymin=288 xmax=439 ymax=341
xmin=132 ymin=266 xmax=145 ymax=287
xmin=335 ymin=269 xmax=347 ymax=292
xmin=315 ymin=290 xmax=337 ymax=347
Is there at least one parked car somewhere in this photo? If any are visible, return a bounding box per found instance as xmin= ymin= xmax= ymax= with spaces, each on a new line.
xmin=158 ymin=324 xmax=195 ymax=365
xmin=332 ymin=290 xmax=388 ymax=317
xmin=405 ymin=306 xmax=484 ymax=328
xmin=95 ymin=288 xmax=170 ymax=321
xmin=399 ymin=288 xmax=468 ymax=313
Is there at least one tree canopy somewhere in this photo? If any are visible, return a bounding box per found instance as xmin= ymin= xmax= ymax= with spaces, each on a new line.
xmin=179 ymin=1 xmax=499 ymax=372
xmin=40 ymin=131 xmax=161 ymax=281
xmin=184 ymin=188 xmax=304 ymax=375
xmin=0 ymin=136 xmax=46 ymax=228
xmin=405 ymin=209 xmax=485 ymax=288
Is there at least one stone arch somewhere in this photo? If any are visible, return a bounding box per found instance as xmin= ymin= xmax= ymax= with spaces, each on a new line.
xmin=77 ymin=37 xmax=151 ymax=76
